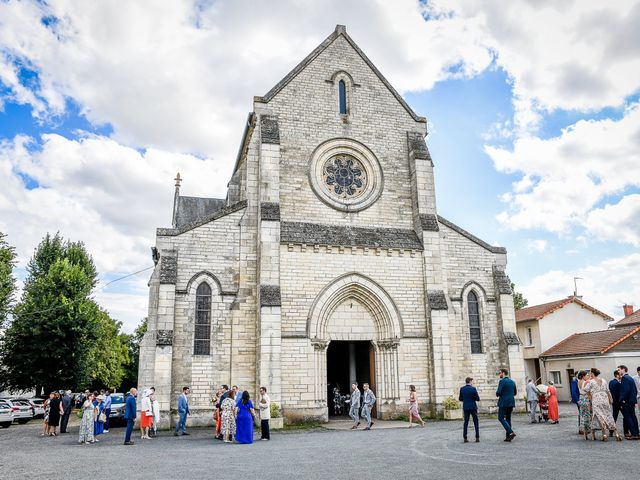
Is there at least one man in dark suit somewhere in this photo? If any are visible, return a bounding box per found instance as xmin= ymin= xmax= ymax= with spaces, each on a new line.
xmin=123 ymin=387 xmax=137 ymax=445
xmin=618 ymin=365 xmax=639 ymax=439
xmin=459 ymin=377 xmax=480 ymax=443
xmin=496 ymin=368 xmax=517 ymax=442
xmin=609 ymin=370 xmax=626 ymax=437
xmin=59 ymin=390 xmax=72 ymax=433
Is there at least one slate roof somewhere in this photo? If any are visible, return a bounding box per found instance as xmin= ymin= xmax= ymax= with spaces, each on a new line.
xmin=613 ymin=308 xmax=640 ymax=328
xmin=174 ymin=196 xmax=226 ymax=229
xmin=254 ymin=25 xmax=426 ymax=124
xmin=515 ymin=297 xmax=613 ymax=324
xmin=540 ymin=326 xmax=640 ymax=358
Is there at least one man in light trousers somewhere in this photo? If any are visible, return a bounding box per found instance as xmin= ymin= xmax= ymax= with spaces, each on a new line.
xmin=526 ymin=379 xmax=538 ymax=423
xmin=361 ymin=383 xmax=376 ymax=430
xmin=349 ymin=383 xmax=361 ymax=429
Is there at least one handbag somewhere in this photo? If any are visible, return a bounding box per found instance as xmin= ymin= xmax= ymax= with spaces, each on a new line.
xmin=98 ymin=412 xmax=107 ymax=423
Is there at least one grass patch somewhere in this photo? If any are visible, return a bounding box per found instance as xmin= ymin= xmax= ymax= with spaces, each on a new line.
xmin=282 ymin=422 xmax=324 ymax=431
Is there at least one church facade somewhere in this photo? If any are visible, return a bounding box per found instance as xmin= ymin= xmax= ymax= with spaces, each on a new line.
xmin=138 ymin=25 xmax=525 ymax=427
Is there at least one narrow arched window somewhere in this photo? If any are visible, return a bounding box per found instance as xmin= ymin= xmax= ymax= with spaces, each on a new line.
xmin=194 ymin=282 xmax=211 ymax=355
xmin=338 ymin=80 xmax=347 ymax=114
xmin=468 ymin=291 xmax=482 ymax=354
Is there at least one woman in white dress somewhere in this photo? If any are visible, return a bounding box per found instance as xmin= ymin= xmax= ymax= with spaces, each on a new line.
xmin=584 ymin=367 xmax=622 ymax=442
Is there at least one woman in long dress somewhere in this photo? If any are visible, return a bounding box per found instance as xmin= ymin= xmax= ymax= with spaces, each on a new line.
xmin=139 ymin=389 xmax=153 ymax=439
xmin=41 ymin=395 xmax=50 ymax=437
xmin=546 ymin=382 xmax=559 ymax=424
xmin=408 ymin=385 xmax=425 ymax=427
xmin=78 ymin=393 xmax=96 ymax=445
xmin=235 ymin=391 xmax=256 ymax=444
xmin=584 ymin=367 xmax=622 ymax=442
xmin=47 ymin=392 xmax=63 ymax=436
xmin=577 ymin=371 xmax=593 ymax=440
xmin=221 ymin=390 xmax=237 ymax=443
xmin=93 ymin=394 xmax=105 ymax=440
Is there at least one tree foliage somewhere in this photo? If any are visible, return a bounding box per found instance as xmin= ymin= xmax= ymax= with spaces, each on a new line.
xmin=87 ymin=310 xmax=130 ymax=390
xmin=118 ymin=317 xmax=147 ymax=392
xmin=0 ymin=231 xmax=17 ymax=328
xmin=511 ymin=282 xmax=529 ymax=310
xmin=0 ymin=233 xmax=100 ymax=394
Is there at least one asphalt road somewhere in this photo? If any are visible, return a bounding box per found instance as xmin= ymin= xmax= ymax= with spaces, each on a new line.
xmin=1 ymin=406 xmax=638 ymax=480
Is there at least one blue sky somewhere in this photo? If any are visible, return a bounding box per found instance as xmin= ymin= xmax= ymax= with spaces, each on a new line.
xmin=0 ymin=0 xmax=639 ymax=331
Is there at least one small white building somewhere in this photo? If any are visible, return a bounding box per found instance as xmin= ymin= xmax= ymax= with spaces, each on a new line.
xmin=539 ymin=325 xmax=640 ymax=402
xmin=515 ymin=296 xmax=612 ymax=384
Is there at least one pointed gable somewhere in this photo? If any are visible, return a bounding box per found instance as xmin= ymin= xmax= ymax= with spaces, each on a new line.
xmin=254 ymin=25 xmax=426 ymax=124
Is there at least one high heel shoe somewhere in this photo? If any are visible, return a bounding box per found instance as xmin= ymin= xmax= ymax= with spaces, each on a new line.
xmin=615 ymin=433 xmax=622 ymax=442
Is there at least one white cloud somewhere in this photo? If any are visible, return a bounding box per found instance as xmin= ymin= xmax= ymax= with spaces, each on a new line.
xmin=526 ymin=239 xmax=548 ymax=254
xmin=488 ymin=104 xmax=640 ymax=235
xmin=585 ymin=194 xmax=640 ymax=246
xmin=520 ymin=253 xmax=640 ymax=320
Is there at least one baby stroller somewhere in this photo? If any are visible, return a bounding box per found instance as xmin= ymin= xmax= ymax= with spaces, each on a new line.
xmin=332 ymin=388 xmax=346 ymax=416
xmin=535 ymin=384 xmax=549 ymax=423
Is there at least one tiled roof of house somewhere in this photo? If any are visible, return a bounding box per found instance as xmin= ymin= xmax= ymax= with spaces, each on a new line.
xmin=540 ymin=325 xmax=640 ymax=358
xmin=515 ymin=296 xmax=613 ymax=323
xmin=613 ymin=308 xmax=640 ymax=328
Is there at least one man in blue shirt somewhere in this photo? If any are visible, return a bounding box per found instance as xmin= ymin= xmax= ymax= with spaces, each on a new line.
xmin=618 ymin=365 xmax=639 ymax=439
xmin=103 ymin=390 xmax=112 ymax=433
xmin=459 ymin=377 xmax=480 ymax=442
xmin=123 ymin=388 xmax=137 ymax=445
xmin=496 ymin=368 xmax=517 ymax=442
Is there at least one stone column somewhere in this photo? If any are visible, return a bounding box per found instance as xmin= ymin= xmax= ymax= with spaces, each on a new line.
xmin=257 ymin=114 xmax=283 ymax=407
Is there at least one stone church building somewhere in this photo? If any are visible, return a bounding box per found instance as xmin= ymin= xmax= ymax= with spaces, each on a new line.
xmin=138 ymin=25 xmax=525 ymax=426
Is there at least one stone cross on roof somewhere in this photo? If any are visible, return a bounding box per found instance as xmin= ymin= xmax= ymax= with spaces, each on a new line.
xmin=174 ymin=172 xmax=182 ymax=188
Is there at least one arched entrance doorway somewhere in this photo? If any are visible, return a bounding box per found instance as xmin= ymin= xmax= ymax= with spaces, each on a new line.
xmin=307 ymin=273 xmax=403 ymax=420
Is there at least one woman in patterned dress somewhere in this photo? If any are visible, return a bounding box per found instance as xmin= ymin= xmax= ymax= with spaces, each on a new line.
xmin=78 ymin=393 xmax=96 ymax=445
xmin=408 ymin=385 xmax=425 ymax=427
xmin=577 ymin=370 xmax=593 ymax=440
xmin=221 ymin=390 xmax=237 ymax=443
xmin=584 ymin=367 xmax=622 ymax=442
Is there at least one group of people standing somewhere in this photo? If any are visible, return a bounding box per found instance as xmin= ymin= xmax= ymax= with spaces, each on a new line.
xmin=572 ymin=365 xmax=639 ymax=441
xmin=526 ymin=378 xmax=559 ymax=424
xmin=77 ymin=390 xmax=115 ymax=444
xmin=213 ymin=385 xmax=268 ymax=443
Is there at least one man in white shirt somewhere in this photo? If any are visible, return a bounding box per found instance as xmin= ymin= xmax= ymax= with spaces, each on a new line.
xmin=259 ymin=386 xmax=271 ymax=441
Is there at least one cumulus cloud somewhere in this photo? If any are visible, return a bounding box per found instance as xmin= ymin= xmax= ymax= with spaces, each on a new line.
xmin=526 ymin=239 xmax=548 ymax=254
xmin=489 ymin=104 xmax=640 ymax=234
xmin=585 ymin=194 xmax=640 ymax=246
xmin=520 ymin=253 xmax=640 ymax=320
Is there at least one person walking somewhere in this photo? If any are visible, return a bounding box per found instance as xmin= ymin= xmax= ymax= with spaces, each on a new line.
xmin=259 ymin=386 xmax=271 ymax=441
xmin=93 ymin=394 xmax=106 ymax=441
xmin=578 ymin=370 xmax=593 ymax=440
xmin=140 ymin=389 xmax=153 ymax=440
xmin=546 ymin=381 xmax=559 ymax=424
xmin=618 ymin=365 xmax=639 ymax=439
xmin=47 ymin=392 xmax=63 ymax=436
xmin=526 ymin=378 xmax=538 ymax=424
xmin=349 ymin=383 xmax=361 ymax=429
xmin=408 ymin=385 xmax=425 ymax=427
xmin=60 ymin=390 xmax=72 ymax=434
xmin=150 ymin=387 xmax=160 ymax=438
xmin=235 ymin=391 xmax=256 ymax=444
xmin=78 ymin=392 xmax=96 ymax=445
xmin=103 ymin=390 xmax=112 ymax=433
xmin=221 ymin=390 xmax=237 ymax=443
xmin=174 ymin=387 xmax=190 ymax=436
xmin=459 ymin=377 xmax=480 ymax=442
xmin=123 ymin=388 xmax=137 ymax=445
xmin=609 ymin=370 xmax=626 ymax=437
xmin=584 ymin=368 xmax=622 ymax=441
xmin=361 ymin=383 xmax=376 ymax=430
xmin=496 ymin=368 xmax=517 ymax=442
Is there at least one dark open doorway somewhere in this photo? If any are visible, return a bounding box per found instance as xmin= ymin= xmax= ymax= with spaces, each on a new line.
xmin=327 ymin=340 xmax=376 ymax=418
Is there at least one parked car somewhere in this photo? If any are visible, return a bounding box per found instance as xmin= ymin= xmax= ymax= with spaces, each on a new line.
xmin=0 ymin=398 xmax=34 ymax=424
xmin=0 ymin=400 xmax=14 ymax=428
xmin=107 ymin=393 xmax=126 ymax=426
xmin=28 ymin=398 xmax=46 ymax=418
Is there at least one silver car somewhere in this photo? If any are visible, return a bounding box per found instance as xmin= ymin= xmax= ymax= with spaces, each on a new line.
xmin=28 ymin=398 xmax=46 ymax=418
xmin=0 ymin=400 xmax=13 ymax=428
xmin=0 ymin=399 xmax=33 ymax=424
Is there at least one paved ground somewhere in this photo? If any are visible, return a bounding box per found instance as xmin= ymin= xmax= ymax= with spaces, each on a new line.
xmin=1 ymin=404 xmax=638 ymax=480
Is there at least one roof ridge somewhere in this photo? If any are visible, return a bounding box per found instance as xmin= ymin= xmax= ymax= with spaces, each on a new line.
xmin=254 ymin=25 xmax=426 ymax=123
xmin=602 ymin=325 xmax=640 ymax=353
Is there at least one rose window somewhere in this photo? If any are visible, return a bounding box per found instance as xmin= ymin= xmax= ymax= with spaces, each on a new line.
xmin=323 ymin=155 xmax=367 ymax=198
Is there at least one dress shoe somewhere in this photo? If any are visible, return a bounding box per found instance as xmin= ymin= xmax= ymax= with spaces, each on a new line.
xmin=364 ymin=427 xmax=371 ymax=430
xmin=182 ymin=432 xmax=190 ymax=435
xmin=173 ymin=432 xmax=179 ymax=436
xmin=350 ymin=425 xmax=357 ymax=430
xmin=124 ymin=441 xmax=134 ymax=445
xmin=463 ymin=438 xmax=469 ymax=443
xmin=508 ymin=432 xmax=516 ymax=441
xmin=475 ymin=438 xmax=480 ymax=443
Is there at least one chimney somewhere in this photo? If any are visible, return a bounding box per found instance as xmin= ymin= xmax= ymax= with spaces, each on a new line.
xmin=623 ymin=304 xmax=634 ymax=317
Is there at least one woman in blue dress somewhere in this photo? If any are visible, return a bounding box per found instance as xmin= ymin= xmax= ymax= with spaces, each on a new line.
xmin=235 ymin=391 xmax=256 ymax=444
xmin=93 ymin=394 xmax=106 ymax=440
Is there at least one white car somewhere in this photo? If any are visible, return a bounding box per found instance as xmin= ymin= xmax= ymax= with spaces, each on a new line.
xmin=28 ymin=398 xmax=46 ymax=418
xmin=0 ymin=400 xmax=13 ymax=428
xmin=0 ymin=399 xmax=33 ymax=424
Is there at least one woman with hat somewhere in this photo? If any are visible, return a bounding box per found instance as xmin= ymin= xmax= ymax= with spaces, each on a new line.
xmin=93 ymin=393 xmax=106 ymax=440
xmin=140 ymin=388 xmax=153 ymax=440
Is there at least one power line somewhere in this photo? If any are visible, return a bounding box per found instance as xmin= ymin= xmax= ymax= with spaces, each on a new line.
xmin=9 ymin=265 xmax=154 ymax=317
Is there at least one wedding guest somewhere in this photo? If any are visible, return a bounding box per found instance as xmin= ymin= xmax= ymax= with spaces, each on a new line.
xmin=496 ymin=368 xmax=517 ymax=442
xmin=459 ymin=377 xmax=480 ymax=442
xmin=259 ymin=386 xmax=271 ymax=441
xmin=547 ymin=381 xmax=559 ymax=424
xmin=585 ymin=368 xmax=622 ymax=441
xmin=235 ymin=390 xmax=256 ymax=444
xmin=221 ymin=390 xmax=236 ymax=443
xmin=78 ymin=393 xmax=96 ymax=445
xmin=408 ymin=385 xmax=425 ymax=427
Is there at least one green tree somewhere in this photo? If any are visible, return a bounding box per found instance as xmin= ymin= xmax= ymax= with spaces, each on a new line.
xmin=511 ymin=282 xmax=529 ymax=310
xmin=118 ymin=317 xmax=147 ymax=392
xmin=86 ymin=309 xmax=130 ymax=390
xmin=0 ymin=233 xmax=100 ymax=395
xmin=0 ymin=232 xmax=17 ymax=328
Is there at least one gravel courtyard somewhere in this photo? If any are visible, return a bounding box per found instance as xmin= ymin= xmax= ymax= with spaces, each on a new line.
xmin=1 ymin=405 xmax=637 ymax=480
